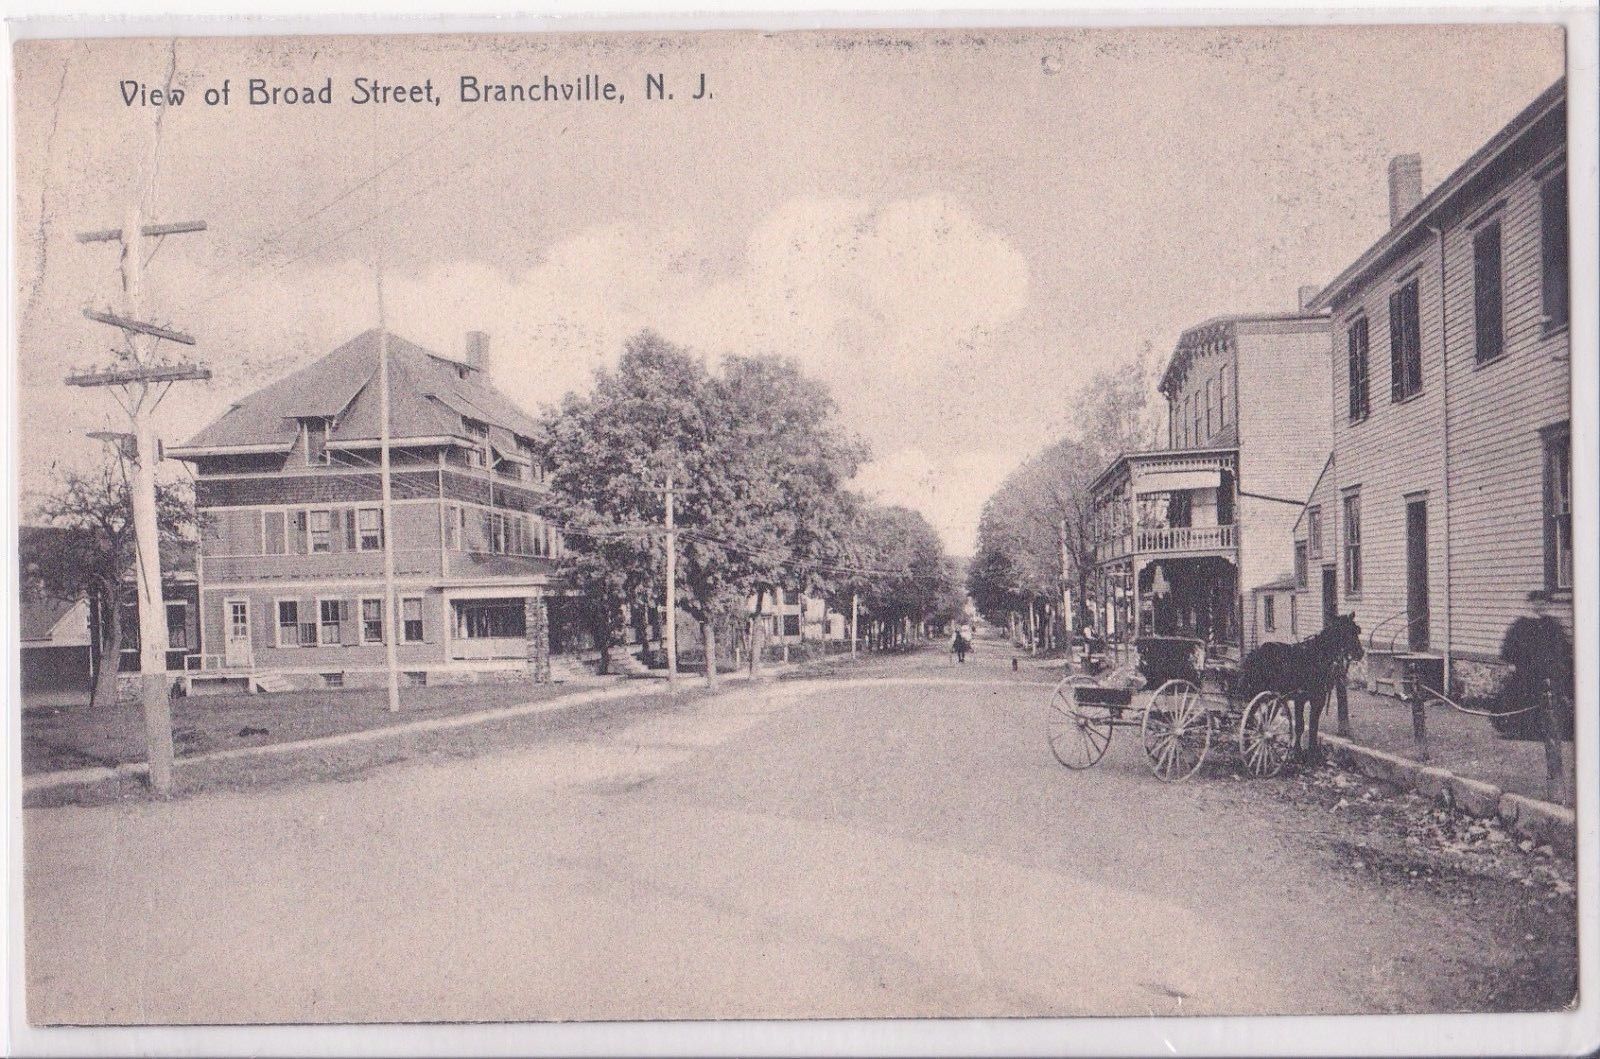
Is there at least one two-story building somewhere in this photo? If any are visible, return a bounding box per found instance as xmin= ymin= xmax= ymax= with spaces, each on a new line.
xmin=1088 ymin=305 xmax=1331 ymax=652
xmin=169 ymin=329 xmax=575 ymax=692
xmin=1301 ymin=78 xmax=1570 ymax=699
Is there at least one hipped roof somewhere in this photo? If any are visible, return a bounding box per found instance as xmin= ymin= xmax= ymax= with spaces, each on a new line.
xmin=175 ymin=329 xmax=541 ymax=454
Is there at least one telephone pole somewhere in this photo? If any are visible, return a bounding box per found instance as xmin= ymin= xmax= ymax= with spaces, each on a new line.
xmin=645 ymin=469 xmax=692 ymax=686
xmin=375 ymin=270 xmax=402 ymax=713
xmin=68 ymin=208 xmax=209 ymax=795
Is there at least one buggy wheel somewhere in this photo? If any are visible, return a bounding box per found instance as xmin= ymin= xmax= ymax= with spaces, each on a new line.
xmin=1238 ymin=691 xmax=1292 ymax=778
xmin=1141 ymin=679 xmax=1211 ymax=782
xmin=1047 ymin=677 xmax=1113 ymax=769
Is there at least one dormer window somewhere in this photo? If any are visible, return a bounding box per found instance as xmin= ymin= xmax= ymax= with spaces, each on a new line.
xmin=303 ymin=418 xmax=329 ymax=466
xmin=463 ymin=418 xmax=489 ymax=469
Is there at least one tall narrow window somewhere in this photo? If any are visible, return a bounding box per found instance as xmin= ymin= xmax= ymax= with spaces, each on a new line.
xmin=1389 ymin=279 xmax=1422 ymax=401
xmin=1347 ymin=316 xmax=1370 ymax=421
xmin=1306 ymin=506 xmax=1323 ymax=560
xmin=1263 ymin=595 xmax=1276 ymax=632
xmin=402 ymin=597 xmax=425 ymax=643
xmin=1191 ymin=393 xmax=1200 ymax=445
xmin=1543 ymin=424 xmax=1572 ymax=591
xmin=318 ymin=599 xmax=343 ymax=645
xmin=309 ymin=510 xmax=333 ymax=553
xmin=1541 ymin=169 xmax=1569 ymax=330
xmin=1204 ymin=379 xmax=1213 ymax=439
xmin=1473 ymin=220 xmax=1504 ymax=362
xmin=277 ymin=600 xmax=301 ymax=647
xmin=1217 ymin=369 xmax=1228 ymax=429
xmin=1343 ymin=490 xmax=1363 ymax=595
xmin=1294 ymin=541 xmax=1308 ymax=589
xmin=361 ymin=598 xmax=385 ymax=644
xmin=357 ymin=508 xmax=383 ymax=551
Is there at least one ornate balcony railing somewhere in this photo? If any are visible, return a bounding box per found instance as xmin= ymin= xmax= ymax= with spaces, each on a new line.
xmin=1135 ymin=523 xmax=1236 ymax=553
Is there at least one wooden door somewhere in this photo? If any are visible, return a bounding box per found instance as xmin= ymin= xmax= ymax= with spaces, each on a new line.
xmin=1405 ymin=499 xmax=1429 ymax=650
xmin=1321 ymin=566 xmax=1337 ymax=626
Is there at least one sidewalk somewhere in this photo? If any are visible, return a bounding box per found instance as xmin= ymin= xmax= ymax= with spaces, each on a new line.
xmin=1333 ymin=685 xmax=1574 ymax=808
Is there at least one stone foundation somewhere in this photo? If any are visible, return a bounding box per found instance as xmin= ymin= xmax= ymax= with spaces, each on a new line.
xmin=525 ymin=595 xmax=551 ymax=684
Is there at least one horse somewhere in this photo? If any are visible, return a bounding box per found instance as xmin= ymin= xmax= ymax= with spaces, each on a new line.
xmin=1232 ymin=614 xmax=1364 ymax=763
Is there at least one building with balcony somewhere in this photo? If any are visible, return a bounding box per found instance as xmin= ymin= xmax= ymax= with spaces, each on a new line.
xmin=1088 ymin=305 xmax=1332 ymax=651
xmin=1300 ymin=78 xmax=1570 ymax=699
xmin=169 ymin=329 xmax=577 ymax=692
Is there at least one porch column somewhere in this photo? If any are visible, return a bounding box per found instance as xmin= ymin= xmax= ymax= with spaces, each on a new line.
xmin=525 ymin=594 xmax=551 ymax=684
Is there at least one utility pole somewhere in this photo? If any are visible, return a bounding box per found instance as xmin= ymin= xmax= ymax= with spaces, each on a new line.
xmin=375 ymin=270 xmax=402 ymax=713
xmin=69 ymin=209 xmax=209 ymax=796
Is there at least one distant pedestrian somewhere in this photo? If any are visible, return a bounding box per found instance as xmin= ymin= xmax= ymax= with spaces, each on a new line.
xmin=952 ymin=630 xmax=970 ymax=664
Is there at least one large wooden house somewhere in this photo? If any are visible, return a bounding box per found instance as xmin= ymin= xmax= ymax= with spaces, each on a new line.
xmin=168 ymin=329 xmax=579 ymax=693
xmin=1300 ymin=78 xmax=1570 ymax=698
xmin=1088 ymin=305 xmax=1331 ymax=653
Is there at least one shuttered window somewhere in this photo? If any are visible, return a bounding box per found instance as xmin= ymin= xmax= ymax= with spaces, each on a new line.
xmin=263 ymin=510 xmax=287 ymax=555
xmin=1347 ymin=316 xmax=1370 ymax=421
xmin=277 ymin=600 xmax=301 ymax=647
xmin=1389 ymin=280 xmax=1422 ymax=401
xmin=1543 ymin=425 xmax=1572 ymax=591
xmin=1473 ymin=220 xmax=1504 ymax=362
xmin=1540 ymin=169 xmax=1569 ymax=330
xmin=318 ymin=599 xmax=343 ymax=645
xmin=357 ymin=508 xmax=383 ymax=551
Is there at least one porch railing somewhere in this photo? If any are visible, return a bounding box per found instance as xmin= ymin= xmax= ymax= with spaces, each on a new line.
xmin=1133 ymin=523 xmax=1236 ymax=553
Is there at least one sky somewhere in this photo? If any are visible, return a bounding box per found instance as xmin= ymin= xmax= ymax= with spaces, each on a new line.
xmin=12 ymin=27 xmax=1565 ymax=554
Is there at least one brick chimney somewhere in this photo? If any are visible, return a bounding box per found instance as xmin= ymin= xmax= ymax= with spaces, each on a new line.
xmin=1388 ymin=154 xmax=1422 ymax=227
xmin=464 ymin=331 xmax=490 ymax=375
xmin=1298 ymin=284 xmax=1321 ymax=311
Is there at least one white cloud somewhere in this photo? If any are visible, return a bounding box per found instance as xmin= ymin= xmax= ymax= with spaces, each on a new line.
xmin=854 ymin=446 xmax=1020 ymax=556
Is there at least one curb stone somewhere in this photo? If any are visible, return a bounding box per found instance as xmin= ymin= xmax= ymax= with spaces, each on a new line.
xmin=1317 ymin=734 xmax=1573 ymax=860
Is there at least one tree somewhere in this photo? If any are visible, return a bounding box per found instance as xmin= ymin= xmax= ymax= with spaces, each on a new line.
xmin=20 ymin=459 xmax=197 ymax=707
xmin=971 ymin=348 xmax=1162 ymax=647
xmin=540 ymin=331 xmax=867 ymax=685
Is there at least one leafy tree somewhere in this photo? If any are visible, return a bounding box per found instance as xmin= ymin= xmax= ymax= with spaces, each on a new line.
xmin=20 ymin=459 xmax=197 ymax=707
xmin=540 ymin=332 xmax=867 ymax=684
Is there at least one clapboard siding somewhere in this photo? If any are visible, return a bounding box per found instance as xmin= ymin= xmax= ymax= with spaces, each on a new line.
xmin=1316 ymin=84 xmax=1569 ymax=672
xmin=1292 ymin=455 xmax=1337 ymax=638
xmin=1328 ymin=241 xmax=1448 ymax=652
xmin=1443 ymin=140 xmax=1571 ymax=658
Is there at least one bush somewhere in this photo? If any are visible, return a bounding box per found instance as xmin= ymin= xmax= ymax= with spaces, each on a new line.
xmin=1491 ymin=617 xmax=1574 ymax=741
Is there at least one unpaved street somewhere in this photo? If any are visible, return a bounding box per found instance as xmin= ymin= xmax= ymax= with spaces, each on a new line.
xmin=24 ymin=649 xmax=1575 ymax=1023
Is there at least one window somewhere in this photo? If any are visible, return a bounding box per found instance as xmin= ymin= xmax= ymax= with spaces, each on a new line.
xmin=1473 ymin=220 xmax=1504 ymax=362
xmin=1217 ymin=369 xmax=1228 ymax=429
xmin=165 ymin=602 xmax=189 ymax=651
xmin=277 ymin=600 xmax=302 ymax=647
xmin=289 ymin=511 xmax=307 ymax=554
xmin=403 ymin=597 xmax=425 ymax=643
xmin=304 ymin=418 xmax=329 ymax=465
xmin=1191 ymin=393 xmax=1200 ymax=445
xmin=1204 ymin=379 xmax=1213 ymax=439
xmin=1306 ymin=506 xmax=1323 ymax=560
xmin=1347 ymin=317 xmax=1370 ymax=421
xmin=309 ymin=510 xmax=333 ymax=553
xmin=1389 ymin=279 xmax=1423 ymax=401
xmin=1342 ymin=490 xmax=1363 ymax=596
xmin=1294 ymin=541 xmax=1308 ymax=589
xmin=455 ymin=600 xmax=522 ymax=639
xmin=783 ymin=614 xmax=801 ymax=637
xmin=361 ymin=598 xmax=385 ymax=644
xmin=444 ymin=505 xmax=462 ymax=550
xmin=322 ymin=672 xmax=344 ymax=689
xmin=1263 ymin=595 xmax=1276 ymax=632
xmin=1541 ymin=169 xmax=1569 ymax=330
xmin=263 ymin=510 xmax=288 ymax=555
xmin=1543 ymin=425 xmax=1572 ymax=591
xmin=318 ymin=599 xmax=343 ymax=645
xmin=357 ymin=508 xmax=383 ymax=551
xmin=463 ymin=419 xmax=489 ymax=468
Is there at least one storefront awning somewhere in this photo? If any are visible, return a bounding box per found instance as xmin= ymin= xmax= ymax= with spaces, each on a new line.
xmin=1134 ymin=468 xmax=1222 ymax=494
